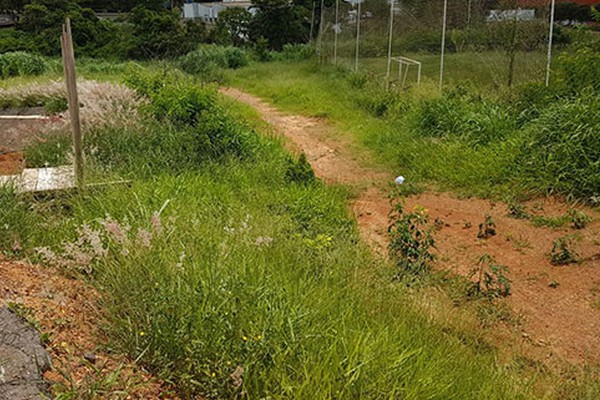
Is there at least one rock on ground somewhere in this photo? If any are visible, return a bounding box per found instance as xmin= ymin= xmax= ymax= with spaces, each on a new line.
xmin=0 ymin=306 xmax=51 ymax=400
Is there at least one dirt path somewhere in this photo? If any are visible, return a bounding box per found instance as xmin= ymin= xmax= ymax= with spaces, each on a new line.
xmin=221 ymin=87 xmax=600 ymax=367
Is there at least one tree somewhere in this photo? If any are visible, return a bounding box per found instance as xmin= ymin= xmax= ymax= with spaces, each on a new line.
xmin=214 ymin=7 xmax=252 ymax=46
xmin=17 ymin=0 xmax=112 ymax=56
xmin=250 ymin=0 xmax=310 ymax=50
xmin=0 ymin=0 xmax=30 ymax=20
xmin=128 ymin=6 xmax=202 ymax=59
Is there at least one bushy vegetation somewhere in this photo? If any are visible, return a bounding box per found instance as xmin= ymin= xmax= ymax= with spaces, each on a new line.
xmin=179 ymin=45 xmax=249 ymax=79
xmin=0 ymin=51 xmax=48 ymax=79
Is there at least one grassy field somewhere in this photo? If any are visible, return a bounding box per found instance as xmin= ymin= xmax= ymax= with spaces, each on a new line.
xmin=336 ymin=51 xmax=548 ymax=88
xmin=0 ymin=68 xmax=549 ymax=399
xmin=225 ymin=58 xmax=599 ymax=203
xmin=2 ymin=49 xmax=599 ymax=398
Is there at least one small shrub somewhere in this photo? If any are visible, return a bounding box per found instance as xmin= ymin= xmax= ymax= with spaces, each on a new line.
xmin=388 ymin=200 xmax=435 ymax=277
xmin=518 ymin=93 xmax=600 ymax=201
xmin=506 ymin=202 xmax=530 ymax=220
xmin=0 ymin=51 xmax=47 ymax=79
xmin=549 ymin=235 xmax=580 ymax=265
xmin=278 ymin=44 xmax=315 ymax=61
xmin=356 ymin=89 xmax=401 ymax=118
xmin=179 ymin=45 xmax=248 ymax=78
xmin=285 ymin=153 xmax=315 ymax=185
xmin=44 ymin=96 xmax=68 ymax=114
xmin=468 ymin=254 xmax=511 ymax=299
xmin=253 ymin=37 xmax=272 ymax=62
xmin=346 ymin=71 xmax=368 ymax=89
xmin=568 ymin=209 xmax=591 ymax=229
xmin=477 ymin=214 xmax=496 ymax=239
xmin=24 ymin=133 xmax=71 ymax=168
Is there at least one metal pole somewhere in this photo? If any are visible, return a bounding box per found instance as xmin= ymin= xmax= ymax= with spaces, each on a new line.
xmin=545 ymin=0 xmax=556 ymax=86
xmin=386 ymin=0 xmax=395 ymax=89
xmin=310 ymin=2 xmax=316 ymax=42
xmin=355 ymin=0 xmax=361 ymax=71
xmin=439 ymin=0 xmax=448 ymax=91
xmin=467 ymin=0 xmax=472 ymax=29
xmin=318 ymin=0 xmax=325 ymax=61
xmin=334 ymin=0 xmax=339 ymax=64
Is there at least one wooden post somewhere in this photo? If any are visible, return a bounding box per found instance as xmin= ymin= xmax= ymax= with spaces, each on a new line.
xmin=60 ymin=18 xmax=83 ymax=189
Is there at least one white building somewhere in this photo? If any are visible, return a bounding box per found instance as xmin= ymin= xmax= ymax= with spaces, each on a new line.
xmin=183 ymin=1 xmax=255 ymax=24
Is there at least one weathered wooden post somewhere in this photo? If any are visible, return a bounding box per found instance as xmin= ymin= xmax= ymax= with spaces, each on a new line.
xmin=60 ymin=17 xmax=84 ymax=189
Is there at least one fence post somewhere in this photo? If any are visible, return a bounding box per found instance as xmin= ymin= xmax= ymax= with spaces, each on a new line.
xmin=334 ymin=0 xmax=339 ymax=64
xmin=386 ymin=0 xmax=395 ymax=89
xmin=355 ymin=0 xmax=362 ymax=71
xmin=545 ymin=0 xmax=556 ymax=86
xmin=439 ymin=0 xmax=448 ymax=91
xmin=61 ymin=17 xmax=83 ymax=189
xmin=318 ymin=0 xmax=325 ymax=62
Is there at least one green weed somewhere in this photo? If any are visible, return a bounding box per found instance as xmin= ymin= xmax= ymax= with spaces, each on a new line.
xmin=468 ymin=254 xmax=512 ymax=299
xmin=0 ymin=51 xmax=47 ymax=79
xmin=477 ymin=214 xmax=497 ymax=239
xmin=568 ymin=208 xmax=591 ymax=229
xmin=549 ymin=235 xmax=580 ymax=265
xmin=388 ymin=200 xmax=435 ymax=278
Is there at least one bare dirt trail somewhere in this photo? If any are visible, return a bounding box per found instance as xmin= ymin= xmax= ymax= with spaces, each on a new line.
xmin=221 ymin=87 xmax=600 ymax=367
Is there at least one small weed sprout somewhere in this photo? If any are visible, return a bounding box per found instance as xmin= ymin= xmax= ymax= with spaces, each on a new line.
xmin=506 ymin=202 xmax=530 ymax=220
xmin=568 ymin=209 xmax=591 ymax=230
xmin=549 ymin=235 xmax=580 ymax=265
xmin=468 ymin=254 xmax=511 ymax=299
xmin=477 ymin=214 xmax=496 ymax=239
xmin=388 ymin=199 xmax=435 ymax=278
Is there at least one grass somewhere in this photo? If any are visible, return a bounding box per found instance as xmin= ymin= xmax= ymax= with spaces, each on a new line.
xmin=356 ymin=51 xmax=547 ymax=88
xmin=0 ymin=70 xmax=541 ymax=399
xmin=225 ymin=57 xmax=600 ymax=202
xmin=225 ymin=61 xmax=515 ymax=198
xmin=3 ymin=56 xmax=599 ymax=398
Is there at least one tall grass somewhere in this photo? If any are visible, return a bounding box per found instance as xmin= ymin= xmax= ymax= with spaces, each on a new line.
xmin=0 ymin=51 xmax=48 ymax=79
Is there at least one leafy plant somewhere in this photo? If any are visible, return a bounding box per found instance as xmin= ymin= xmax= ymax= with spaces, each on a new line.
xmin=477 ymin=214 xmax=496 ymax=239
xmin=388 ymin=200 xmax=435 ymax=277
xmin=568 ymin=208 xmax=591 ymax=229
xmin=549 ymin=235 xmax=580 ymax=265
xmin=468 ymin=254 xmax=511 ymax=299
xmin=506 ymin=202 xmax=530 ymax=220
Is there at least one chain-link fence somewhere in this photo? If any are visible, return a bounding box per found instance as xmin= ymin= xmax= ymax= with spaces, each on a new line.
xmin=318 ymin=0 xmax=557 ymax=90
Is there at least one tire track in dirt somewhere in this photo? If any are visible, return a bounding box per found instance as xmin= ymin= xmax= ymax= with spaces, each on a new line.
xmin=221 ymin=87 xmax=600 ymax=367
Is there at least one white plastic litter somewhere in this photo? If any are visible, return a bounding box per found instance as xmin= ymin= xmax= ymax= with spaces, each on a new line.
xmin=395 ymin=176 xmax=405 ymax=185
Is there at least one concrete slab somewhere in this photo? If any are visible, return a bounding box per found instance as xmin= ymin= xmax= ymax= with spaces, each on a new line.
xmin=0 ymin=166 xmax=75 ymax=193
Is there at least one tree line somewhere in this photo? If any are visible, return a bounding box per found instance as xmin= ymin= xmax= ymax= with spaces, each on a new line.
xmin=0 ymin=0 xmax=320 ymax=58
